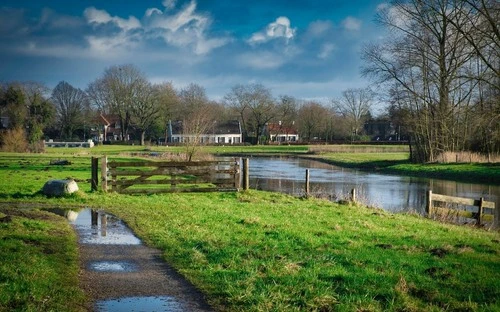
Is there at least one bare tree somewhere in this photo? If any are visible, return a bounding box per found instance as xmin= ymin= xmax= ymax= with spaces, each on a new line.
xmin=51 ymin=81 xmax=88 ymax=140
xmin=224 ymin=84 xmax=276 ymax=144
xmin=333 ymin=88 xmax=375 ymax=138
xmin=297 ymin=101 xmax=331 ymax=141
xmin=362 ymin=0 xmax=495 ymax=161
xmin=130 ymin=81 xmax=161 ymax=146
xmin=87 ymin=64 xmax=147 ymax=141
xmin=177 ymin=84 xmax=217 ymax=160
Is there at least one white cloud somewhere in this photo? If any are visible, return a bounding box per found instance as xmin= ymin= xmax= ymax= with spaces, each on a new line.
xmin=342 ymin=16 xmax=362 ymax=31
xmin=248 ymin=16 xmax=296 ymax=44
xmin=145 ymin=8 xmax=162 ymax=17
xmin=307 ymin=20 xmax=332 ymax=37
xmin=238 ymin=51 xmax=286 ymax=69
xmin=162 ymin=0 xmax=177 ymax=10
xmin=84 ymin=7 xmax=141 ymax=30
xmin=376 ymin=3 xmax=390 ymax=12
xmin=81 ymin=1 xmax=228 ymax=56
xmin=317 ymin=43 xmax=336 ymax=59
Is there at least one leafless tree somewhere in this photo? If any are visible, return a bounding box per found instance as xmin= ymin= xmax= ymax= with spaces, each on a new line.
xmin=130 ymin=81 xmax=162 ymax=146
xmin=87 ymin=64 xmax=146 ymax=141
xmin=224 ymin=84 xmax=276 ymax=144
xmin=362 ymin=0 xmax=497 ymax=161
xmin=332 ymin=88 xmax=375 ymax=138
xmin=51 ymin=81 xmax=88 ymax=140
xmin=297 ymin=101 xmax=331 ymax=141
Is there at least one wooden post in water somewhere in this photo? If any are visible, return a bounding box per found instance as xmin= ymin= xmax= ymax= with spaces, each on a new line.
xmin=305 ymin=169 xmax=310 ymax=196
xmin=351 ymin=188 xmax=356 ymax=203
xmin=426 ymin=190 xmax=433 ymax=217
xmin=477 ymin=197 xmax=484 ymax=226
xmin=91 ymin=209 xmax=98 ymax=226
xmin=101 ymin=156 xmax=108 ymax=192
xmin=100 ymin=212 xmax=107 ymax=236
xmin=242 ymin=158 xmax=249 ymax=191
xmin=91 ymin=157 xmax=98 ymax=191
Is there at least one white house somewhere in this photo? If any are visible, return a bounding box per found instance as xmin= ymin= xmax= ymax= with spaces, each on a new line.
xmin=167 ymin=120 xmax=242 ymax=145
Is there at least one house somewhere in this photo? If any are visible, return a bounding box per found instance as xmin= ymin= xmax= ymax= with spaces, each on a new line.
xmin=266 ymin=122 xmax=299 ymax=143
xmin=167 ymin=120 xmax=242 ymax=145
xmin=90 ymin=113 xmax=125 ymax=142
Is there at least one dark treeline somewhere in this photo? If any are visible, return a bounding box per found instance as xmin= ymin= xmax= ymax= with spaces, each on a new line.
xmin=0 ymin=65 xmax=388 ymax=149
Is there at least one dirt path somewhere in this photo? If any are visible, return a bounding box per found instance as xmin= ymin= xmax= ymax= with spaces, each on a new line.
xmin=72 ymin=209 xmax=213 ymax=312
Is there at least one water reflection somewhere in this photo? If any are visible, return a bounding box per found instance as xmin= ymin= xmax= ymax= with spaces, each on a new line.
xmin=96 ymin=296 xmax=184 ymax=312
xmin=69 ymin=209 xmax=142 ymax=245
xmin=248 ymin=157 xmax=498 ymax=221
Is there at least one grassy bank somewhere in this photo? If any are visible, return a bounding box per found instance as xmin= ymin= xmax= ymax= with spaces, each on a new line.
xmin=101 ymin=191 xmax=500 ymax=312
xmin=0 ymin=207 xmax=86 ymax=312
xmin=3 ymin=191 xmax=499 ymax=311
xmin=0 ymin=148 xmax=499 ymax=311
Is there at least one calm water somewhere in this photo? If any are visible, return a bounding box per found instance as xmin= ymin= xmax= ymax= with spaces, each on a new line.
xmin=246 ymin=156 xmax=499 ymax=220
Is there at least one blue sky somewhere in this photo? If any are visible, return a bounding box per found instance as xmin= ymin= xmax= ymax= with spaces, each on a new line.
xmin=0 ymin=0 xmax=387 ymax=102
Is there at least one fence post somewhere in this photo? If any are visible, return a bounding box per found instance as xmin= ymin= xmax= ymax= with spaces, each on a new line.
xmin=101 ymin=156 xmax=108 ymax=192
xmin=242 ymin=158 xmax=249 ymax=191
xmin=91 ymin=209 xmax=98 ymax=226
xmin=426 ymin=190 xmax=433 ymax=217
xmin=305 ymin=169 xmax=310 ymax=196
xmin=351 ymin=188 xmax=356 ymax=203
xmin=91 ymin=157 xmax=98 ymax=191
xmin=477 ymin=197 xmax=484 ymax=226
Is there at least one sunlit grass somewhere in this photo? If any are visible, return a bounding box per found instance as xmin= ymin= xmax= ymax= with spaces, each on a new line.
xmin=0 ymin=208 xmax=86 ymax=311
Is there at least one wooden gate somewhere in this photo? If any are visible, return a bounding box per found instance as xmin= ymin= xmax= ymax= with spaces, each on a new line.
xmin=105 ymin=159 xmax=240 ymax=194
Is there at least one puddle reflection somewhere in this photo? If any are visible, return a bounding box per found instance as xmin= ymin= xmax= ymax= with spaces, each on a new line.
xmin=96 ymin=296 xmax=184 ymax=312
xmin=89 ymin=261 xmax=137 ymax=272
xmin=69 ymin=209 xmax=141 ymax=245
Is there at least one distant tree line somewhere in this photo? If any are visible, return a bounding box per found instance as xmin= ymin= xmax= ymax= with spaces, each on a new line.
xmin=0 ymin=65 xmax=384 ymax=150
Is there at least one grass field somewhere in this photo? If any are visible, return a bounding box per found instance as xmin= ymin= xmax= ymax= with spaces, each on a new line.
xmin=0 ymin=207 xmax=86 ymax=312
xmin=0 ymin=146 xmax=499 ymax=311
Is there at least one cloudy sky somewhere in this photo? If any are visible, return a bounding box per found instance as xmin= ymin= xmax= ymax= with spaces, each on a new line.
xmin=0 ymin=0 xmax=387 ymax=102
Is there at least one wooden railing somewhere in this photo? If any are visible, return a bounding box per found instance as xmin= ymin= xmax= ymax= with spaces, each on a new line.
xmin=100 ymin=158 xmax=240 ymax=194
xmin=426 ymin=190 xmax=496 ymax=225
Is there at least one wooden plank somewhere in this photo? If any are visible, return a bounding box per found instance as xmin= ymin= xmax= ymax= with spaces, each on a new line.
xmin=109 ymin=168 xmax=237 ymax=177
xmin=119 ymin=187 xmax=237 ymax=194
xmin=432 ymin=193 xmax=495 ymax=209
xmin=108 ymin=160 xmax=235 ymax=168
xmin=432 ymin=207 xmax=494 ymax=222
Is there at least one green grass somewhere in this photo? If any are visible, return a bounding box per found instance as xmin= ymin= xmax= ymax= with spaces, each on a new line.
xmin=0 ymin=207 xmax=86 ymax=312
xmin=7 ymin=191 xmax=498 ymax=312
xmin=0 ymin=147 xmax=499 ymax=311
xmin=96 ymin=191 xmax=499 ymax=311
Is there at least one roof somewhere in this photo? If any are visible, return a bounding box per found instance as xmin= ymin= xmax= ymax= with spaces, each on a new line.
xmin=267 ymin=122 xmax=298 ymax=135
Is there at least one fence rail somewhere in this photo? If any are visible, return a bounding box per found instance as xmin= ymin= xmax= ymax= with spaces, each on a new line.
xmin=426 ymin=190 xmax=495 ymax=225
xmin=99 ymin=158 xmax=240 ymax=194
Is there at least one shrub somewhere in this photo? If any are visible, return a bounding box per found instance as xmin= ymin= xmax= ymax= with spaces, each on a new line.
xmin=0 ymin=127 xmax=28 ymax=152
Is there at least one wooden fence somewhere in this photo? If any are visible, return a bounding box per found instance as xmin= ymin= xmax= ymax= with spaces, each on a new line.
xmin=93 ymin=157 xmax=241 ymax=194
xmin=426 ymin=190 xmax=495 ymax=225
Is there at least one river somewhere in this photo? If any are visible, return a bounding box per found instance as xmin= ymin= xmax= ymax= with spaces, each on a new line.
xmin=244 ymin=156 xmax=499 ymax=225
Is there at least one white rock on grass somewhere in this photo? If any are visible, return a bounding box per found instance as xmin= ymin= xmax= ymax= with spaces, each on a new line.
xmin=42 ymin=179 xmax=79 ymax=197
